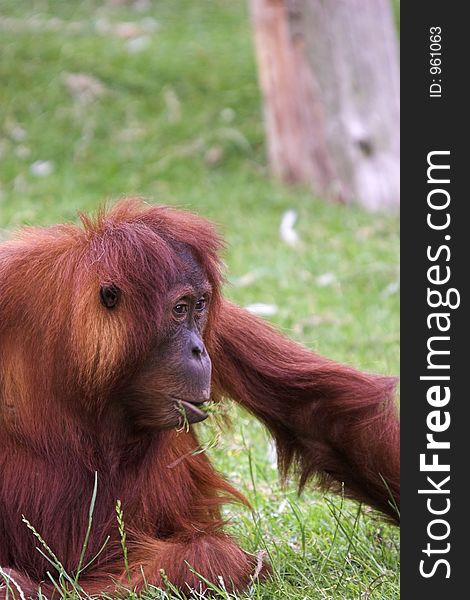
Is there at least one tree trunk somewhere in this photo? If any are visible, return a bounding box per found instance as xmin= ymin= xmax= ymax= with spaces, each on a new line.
xmin=250 ymin=0 xmax=400 ymax=211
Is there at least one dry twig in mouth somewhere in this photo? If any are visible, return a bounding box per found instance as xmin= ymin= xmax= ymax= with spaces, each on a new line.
xmin=190 ymin=433 xmax=220 ymax=457
xmin=175 ymin=400 xmax=191 ymax=433
xmin=166 ymin=434 xmax=221 ymax=470
xmin=169 ymin=400 xmax=223 ymax=469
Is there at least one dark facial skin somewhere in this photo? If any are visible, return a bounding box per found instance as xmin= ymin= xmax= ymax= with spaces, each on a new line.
xmin=117 ymin=258 xmax=213 ymax=432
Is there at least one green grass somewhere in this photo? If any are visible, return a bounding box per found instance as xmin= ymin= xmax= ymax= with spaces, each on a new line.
xmin=0 ymin=1 xmax=399 ymax=598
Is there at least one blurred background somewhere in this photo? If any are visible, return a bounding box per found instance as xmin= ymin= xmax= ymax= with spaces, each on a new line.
xmin=0 ymin=1 xmax=399 ymax=598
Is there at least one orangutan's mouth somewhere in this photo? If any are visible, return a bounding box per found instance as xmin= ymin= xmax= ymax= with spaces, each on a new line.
xmin=173 ymin=398 xmax=208 ymax=425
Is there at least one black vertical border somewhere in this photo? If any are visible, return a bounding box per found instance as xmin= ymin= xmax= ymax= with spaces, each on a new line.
xmin=401 ymin=4 xmax=468 ymax=598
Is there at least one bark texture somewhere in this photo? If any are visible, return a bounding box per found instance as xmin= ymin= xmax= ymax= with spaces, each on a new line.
xmin=250 ymin=0 xmax=400 ymax=211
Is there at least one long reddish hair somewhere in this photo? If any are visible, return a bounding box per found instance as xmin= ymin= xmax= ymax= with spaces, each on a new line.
xmin=0 ymin=200 xmax=398 ymax=597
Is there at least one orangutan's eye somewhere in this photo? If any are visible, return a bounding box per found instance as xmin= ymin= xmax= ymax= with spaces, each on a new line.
xmin=195 ymin=296 xmax=207 ymax=312
xmin=100 ymin=285 xmax=120 ymax=309
xmin=173 ymin=303 xmax=189 ymax=317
